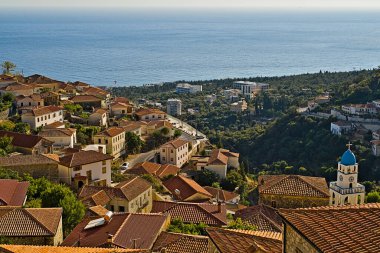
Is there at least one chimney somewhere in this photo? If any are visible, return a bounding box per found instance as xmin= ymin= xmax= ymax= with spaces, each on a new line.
xmin=131 ymin=238 xmax=139 ymax=249
xmin=98 ymin=146 xmax=104 ymax=154
xmin=107 ymin=233 xmax=113 ymax=244
xmin=218 ymin=201 xmax=222 ymax=213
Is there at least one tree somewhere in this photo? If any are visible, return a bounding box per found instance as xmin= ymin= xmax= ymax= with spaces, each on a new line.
xmin=227 ymin=218 xmax=256 ymax=230
xmin=193 ymin=169 xmax=220 ymax=186
xmin=174 ymin=129 xmax=182 ymax=138
xmin=160 ymin=127 xmax=170 ymax=136
xmin=168 ymin=218 xmax=208 ymax=235
xmin=125 ymin=131 xmax=144 ymax=154
xmin=0 ymin=136 xmax=13 ymax=156
xmin=220 ymin=169 xmax=244 ymax=191
xmin=366 ymin=191 xmax=380 ymax=203
xmin=0 ymin=168 xmax=21 ymax=180
xmin=13 ymin=122 xmax=30 ymax=134
xmin=1 ymin=61 xmax=16 ymax=74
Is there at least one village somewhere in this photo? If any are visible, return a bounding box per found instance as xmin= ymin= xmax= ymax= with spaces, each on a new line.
xmin=0 ymin=73 xmax=379 ymax=253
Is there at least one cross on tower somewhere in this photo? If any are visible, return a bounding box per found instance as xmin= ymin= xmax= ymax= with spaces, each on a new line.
xmin=346 ymin=142 xmax=352 ymax=150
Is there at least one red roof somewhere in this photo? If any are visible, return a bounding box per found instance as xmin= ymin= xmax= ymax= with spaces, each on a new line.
xmin=163 ymin=175 xmax=212 ymax=201
xmin=0 ymin=130 xmax=53 ymax=149
xmin=153 ymin=231 xmax=211 ymax=253
xmin=59 ymin=150 xmax=113 ymax=167
xmin=0 ymin=180 xmax=29 ymax=206
xmin=161 ymin=139 xmax=188 ymax=149
xmin=203 ymin=186 xmax=240 ymax=203
xmin=126 ymin=162 xmax=180 ymax=179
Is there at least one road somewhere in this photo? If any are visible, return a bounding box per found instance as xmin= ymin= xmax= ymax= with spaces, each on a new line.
xmin=126 ymin=149 xmax=157 ymax=168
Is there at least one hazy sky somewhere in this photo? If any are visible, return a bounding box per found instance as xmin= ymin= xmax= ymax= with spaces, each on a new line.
xmin=2 ymin=0 xmax=380 ymax=10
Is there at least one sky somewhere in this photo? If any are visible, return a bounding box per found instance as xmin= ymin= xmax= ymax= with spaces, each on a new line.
xmin=2 ymin=0 xmax=380 ymax=11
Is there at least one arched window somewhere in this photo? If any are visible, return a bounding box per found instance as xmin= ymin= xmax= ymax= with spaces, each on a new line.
xmin=344 ymin=197 xmax=349 ymax=205
xmin=349 ymin=183 xmax=353 ymax=188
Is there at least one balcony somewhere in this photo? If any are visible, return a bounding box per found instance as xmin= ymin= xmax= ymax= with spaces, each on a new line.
xmin=330 ymin=182 xmax=365 ymax=195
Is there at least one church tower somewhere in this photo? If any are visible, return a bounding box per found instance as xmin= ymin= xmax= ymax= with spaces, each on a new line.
xmin=329 ymin=143 xmax=365 ymax=206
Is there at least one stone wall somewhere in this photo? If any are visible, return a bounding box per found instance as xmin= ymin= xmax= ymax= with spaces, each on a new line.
xmin=2 ymin=164 xmax=60 ymax=183
xmin=260 ymin=194 xmax=329 ymax=209
xmin=284 ymin=222 xmax=320 ymax=253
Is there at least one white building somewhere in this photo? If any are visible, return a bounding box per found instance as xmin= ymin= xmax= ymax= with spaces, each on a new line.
xmin=21 ymin=105 xmax=64 ymax=130
xmin=230 ymin=100 xmax=248 ymax=113
xmin=39 ymin=128 xmax=77 ymax=150
xmin=160 ymin=138 xmax=189 ymax=168
xmin=341 ymin=104 xmax=377 ymax=115
xmin=330 ymin=121 xmax=354 ymax=136
xmin=233 ymin=81 xmax=269 ymax=99
xmin=329 ymin=144 xmax=365 ymax=206
xmin=372 ymin=100 xmax=380 ymax=108
xmin=58 ymin=150 xmax=113 ymax=188
xmin=175 ymin=83 xmax=203 ymax=94
xmin=204 ymin=149 xmax=240 ymax=179
xmin=167 ymin=98 xmax=182 ymax=116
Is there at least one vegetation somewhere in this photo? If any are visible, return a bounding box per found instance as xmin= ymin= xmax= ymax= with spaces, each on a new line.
xmin=168 ymin=218 xmax=208 ymax=235
xmin=141 ymin=174 xmax=164 ymax=193
xmin=0 ymin=136 xmax=13 ymax=156
xmin=227 ymin=218 xmax=256 ymax=230
xmin=125 ymin=132 xmax=144 ymax=154
xmin=1 ymin=61 xmax=16 ymax=74
xmin=0 ymin=92 xmax=14 ymax=112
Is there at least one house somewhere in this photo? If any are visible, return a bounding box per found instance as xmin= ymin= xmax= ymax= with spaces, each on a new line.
xmin=206 ymin=227 xmax=282 ymax=253
xmin=0 ymin=179 xmax=29 ymax=206
xmin=330 ymin=121 xmax=354 ymax=135
xmin=233 ymin=81 xmax=269 ymax=99
xmin=44 ymin=121 xmax=66 ymax=129
xmin=159 ymin=139 xmax=189 ymax=168
xmin=70 ymin=95 xmax=104 ymax=110
xmin=72 ymin=81 xmax=90 ymax=91
xmin=0 ymin=245 xmax=148 ymax=253
xmin=203 ymin=186 xmax=240 ymax=204
xmin=230 ymin=100 xmax=247 ymax=113
xmin=341 ymin=103 xmax=377 ymax=115
xmin=15 ymin=94 xmax=44 ymax=108
xmin=258 ymin=174 xmax=330 ymax=209
xmin=135 ymin=108 xmax=167 ymax=121
xmin=204 ymin=149 xmax=240 ymax=178
xmin=278 ymin=203 xmax=380 ymax=253
xmin=110 ymin=102 xmax=134 ymax=118
xmin=126 ymin=162 xmax=180 ymax=179
xmin=0 ymin=130 xmax=53 ymax=154
xmin=371 ymin=140 xmax=380 ymax=156
xmin=83 ymin=86 xmax=110 ymax=100
xmin=234 ymin=204 xmax=283 ymax=233
xmin=78 ymin=177 xmax=153 ymax=213
xmin=119 ymin=120 xmax=146 ymax=136
xmin=59 ymin=150 xmax=113 ymax=187
xmin=0 ymin=83 xmax=35 ymax=96
xmin=0 ymin=207 xmax=63 ymax=246
xmin=62 ymin=212 xmax=170 ymax=249
xmin=166 ymin=98 xmax=182 ymax=116
xmin=21 ymin=105 xmax=64 ymax=129
xmin=93 ymin=127 xmax=126 ymax=159
xmin=88 ymin=108 xmax=108 ymax=127
xmin=163 ymin=175 xmax=212 ymax=202
xmin=39 ymin=128 xmax=77 ymax=150
xmin=146 ymin=120 xmax=173 ymax=136
xmin=0 ymin=154 xmax=59 ymax=182
xmin=153 ymin=231 xmax=217 ymax=253
xmin=40 ymin=91 xmax=60 ymax=105
xmin=223 ymin=89 xmax=241 ymax=100
xmin=329 ymin=146 xmax=365 ymax=206
xmin=175 ymin=83 xmax=202 ymax=94
xmin=152 ymin=200 xmax=227 ymax=226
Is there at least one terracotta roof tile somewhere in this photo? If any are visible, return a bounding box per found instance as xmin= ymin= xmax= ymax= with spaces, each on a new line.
xmin=0 ymin=130 xmax=52 ymax=149
xmin=206 ymin=227 xmax=282 ymax=253
xmin=278 ymin=203 xmax=380 ymax=253
xmin=88 ymin=205 xmax=109 ymax=217
xmin=156 ymin=164 xmax=180 ymax=179
xmin=152 ymin=200 xmax=227 ymax=226
xmin=0 ymin=207 xmax=62 ymax=236
xmin=127 ymin=162 xmax=179 ymax=179
xmin=59 ymin=150 xmax=113 ymax=167
xmin=92 ymin=108 xmax=108 ymax=115
xmin=62 ymin=213 xmax=168 ymax=249
xmin=25 ymin=105 xmax=63 ymax=117
xmin=44 ymin=121 xmax=66 ymax=129
xmin=70 ymin=95 xmax=102 ymax=103
xmin=203 ymin=186 xmax=239 ymax=203
xmin=0 ymin=154 xmax=58 ymax=166
xmin=135 ymin=108 xmax=166 ymax=116
xmin=161 ymin=139 xmax=188 ymax=149
xmin=234 ymin=204 xmax=283 ymax=233
xmin=0 ymin=245 xmax=147 ymax=253
xmin=153 ymin=231 xmax=211 ymax=253
xmin=0 ymin=180 xmax=29 ymax=206
xmin=207 ymin=149 xmax=228 ymax=165
xmin=147 ymin=120 xmax=173 ymax=129
xmin=39 ymin=128 xmax=76 ymax=138
xmin=95 ymin=127 xmax=125 ymax=137
xmin=81 ymin=190 xmax=111 ymax=208
xmin=163 ymin=175 xmax=212 ymax=201
xmin=258 ymin=174 xmax=330 ymax=198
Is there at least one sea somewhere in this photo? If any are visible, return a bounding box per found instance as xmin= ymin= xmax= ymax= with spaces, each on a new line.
xmin=1 ymin=9 xmax=380 ymax=86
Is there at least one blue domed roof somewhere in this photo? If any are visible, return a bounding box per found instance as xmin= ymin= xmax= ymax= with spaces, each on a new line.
xmin=341 ymin=149 xmax=356 ymax=166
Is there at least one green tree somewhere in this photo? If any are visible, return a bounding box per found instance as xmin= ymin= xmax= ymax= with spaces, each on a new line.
xmin=13 ymin=122 xmax=30 ymax=134
xmin=366 ymin=191 xmax=380 ymax=203
xmin=125 ymin=131 xmax=144 ymax=154
xmin=168 ymin=218 xmax=208 ymax=235
xmin=1 ymin=61 xmax=16 ymax=74
xmin=221 ymin=169 xmax=244 ymax=191
xmin=193 ymin=169 xmax=220 ymax=186
xmin=160 ymin=127 xmax=170 ymax=136
xmin=227 ymin=218 xmax=256 ymax=230
xmin=0 ymin=136 xmax=13 ymax=156
xmin=174 ymin=129 xmax=182 ymax=138
xmin=0 ymin=168 xmax=21 ymax=180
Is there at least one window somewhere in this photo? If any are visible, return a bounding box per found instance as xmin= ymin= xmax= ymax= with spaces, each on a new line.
xmin=171 ymin=150 xmax=173 ymax=153
xmin=102 ymin=160 xmax=106 ymax=165
xmin=86 ymin=170 xmax=92 ymax=181
xmin=119 ymin=206 xmax=125 ymax=212
xmin=98 ymin=139 xmax=101 ymax=144
xmin=21 ymin=102 xmax=23 ymax=106
xmin=162 ymin=149 xmax=165 ymax=152
xmin=271 ymin=201 xmax=276 ymax=208
xmin=162 ymin=157 xmax=166 ymax=161
xmin=102 ymin=167 xmax=107 ymax=174
xmin=106 ymin=140 xmax=108 ymax=144
xmin=53 ymin=113 xmax=56 ymax=117
xmin=171 ymin=158 xmax=173 ymax=162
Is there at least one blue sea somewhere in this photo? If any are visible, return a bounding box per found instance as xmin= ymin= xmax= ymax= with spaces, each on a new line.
xmin=1 ymin=10 xmax=380 ymax=86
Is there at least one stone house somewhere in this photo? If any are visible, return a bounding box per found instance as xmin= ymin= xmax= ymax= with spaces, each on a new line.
xmin=279 ymin=203 xmax=380 ymax=253
xmin=204 ymin=149 xmax=239 ymax=179
xmin=15 ymin=94 xmax=44 ymax=108
xmin=93 ymin=127 xmax=126 ymax=159
xmin=257 ymin=174 xmax=330 ymax=209
xmin=110 ymin=101 xmax=134 ymax=118
xmin=79 ymin=176 xmax=153 ymax=213
xmin=0 ymin=207 xmax=63 ymax=246
xmin=0 ymin=130 xmax=53 ymax=154
xmin=70 ymin=95 xmax=105 ymax=110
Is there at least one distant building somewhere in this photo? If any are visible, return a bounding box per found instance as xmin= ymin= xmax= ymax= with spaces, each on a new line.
xmin=159 ymin=138 xmax=189 ymax=168
xmin=15 ymin=94 xmax=44 ymax=109
xmin=223 ymin=89 xmax=241 ymax=100
xmin=0 ymin=130 xmax=53 ymax=154
xmin=127 ymin=161 xmax=180 ymax=179
xmin=258 ymin=174 xmax=330 ymax=209
xmin=88 ymin=108 xmax=108 ymax=127
xmin=341 ymin=103 xmax=377 ymax=115
xmin=70 ymin=95 xmax=105 ymax=110
xmin=329 ymin=145 xmax=365 ymax=206
xmin=330 ymin=121 xmax=354 ymax=135
xmin=279 ymin=203 xmax=380 ymax=253
xmin=204 ymin=149 xmax=240 ymax=179
xmin=205 ymin=94 xmax=217 ymax=104
xmin=373 ymin=129 xmax=380 ymax=140
xmin=21 ymin=105 xmax=64 ymax=129
xmin=233 ymin=81 xmax=269 ymax=99
xmin=203 ymin=186 xmax=240 ymax=204
xmin=166 ymin=98 xmax=182 ymax=116
xmin=135 ymin=108 xmax=167 ymax=121
xmin=175 ymin=83 xmax=203 ymax=94
xmin=110 ymin=102 xmax=134 ymax=118
xmin=230 ymin=99 xmax=247 ymax=113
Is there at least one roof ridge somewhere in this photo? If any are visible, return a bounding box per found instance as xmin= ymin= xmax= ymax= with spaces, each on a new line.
xmin=112 ymin=213 xmax=132 ymax=246
xmin=196 ymin=203 xmax=226 ymax=225
xmin=297 ymin=175 xmax=329 ymax=197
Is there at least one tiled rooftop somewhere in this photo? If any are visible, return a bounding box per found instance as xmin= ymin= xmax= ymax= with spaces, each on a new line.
xmin=59 ymin=150 xmax=113 ymax=167
xmin=163 ymin=175 xmax=212 ymax=201
xmin=0 ymin=245 xmax=148 ymax=253
xmin=153 ymin=231 xmax=211 ymax=253
xmin=0 ymin=180 xmax=29 ymax=206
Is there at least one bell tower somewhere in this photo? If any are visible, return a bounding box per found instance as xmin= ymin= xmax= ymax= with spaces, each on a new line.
xmin=329 ymin=143 xmax=365 ymax=206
